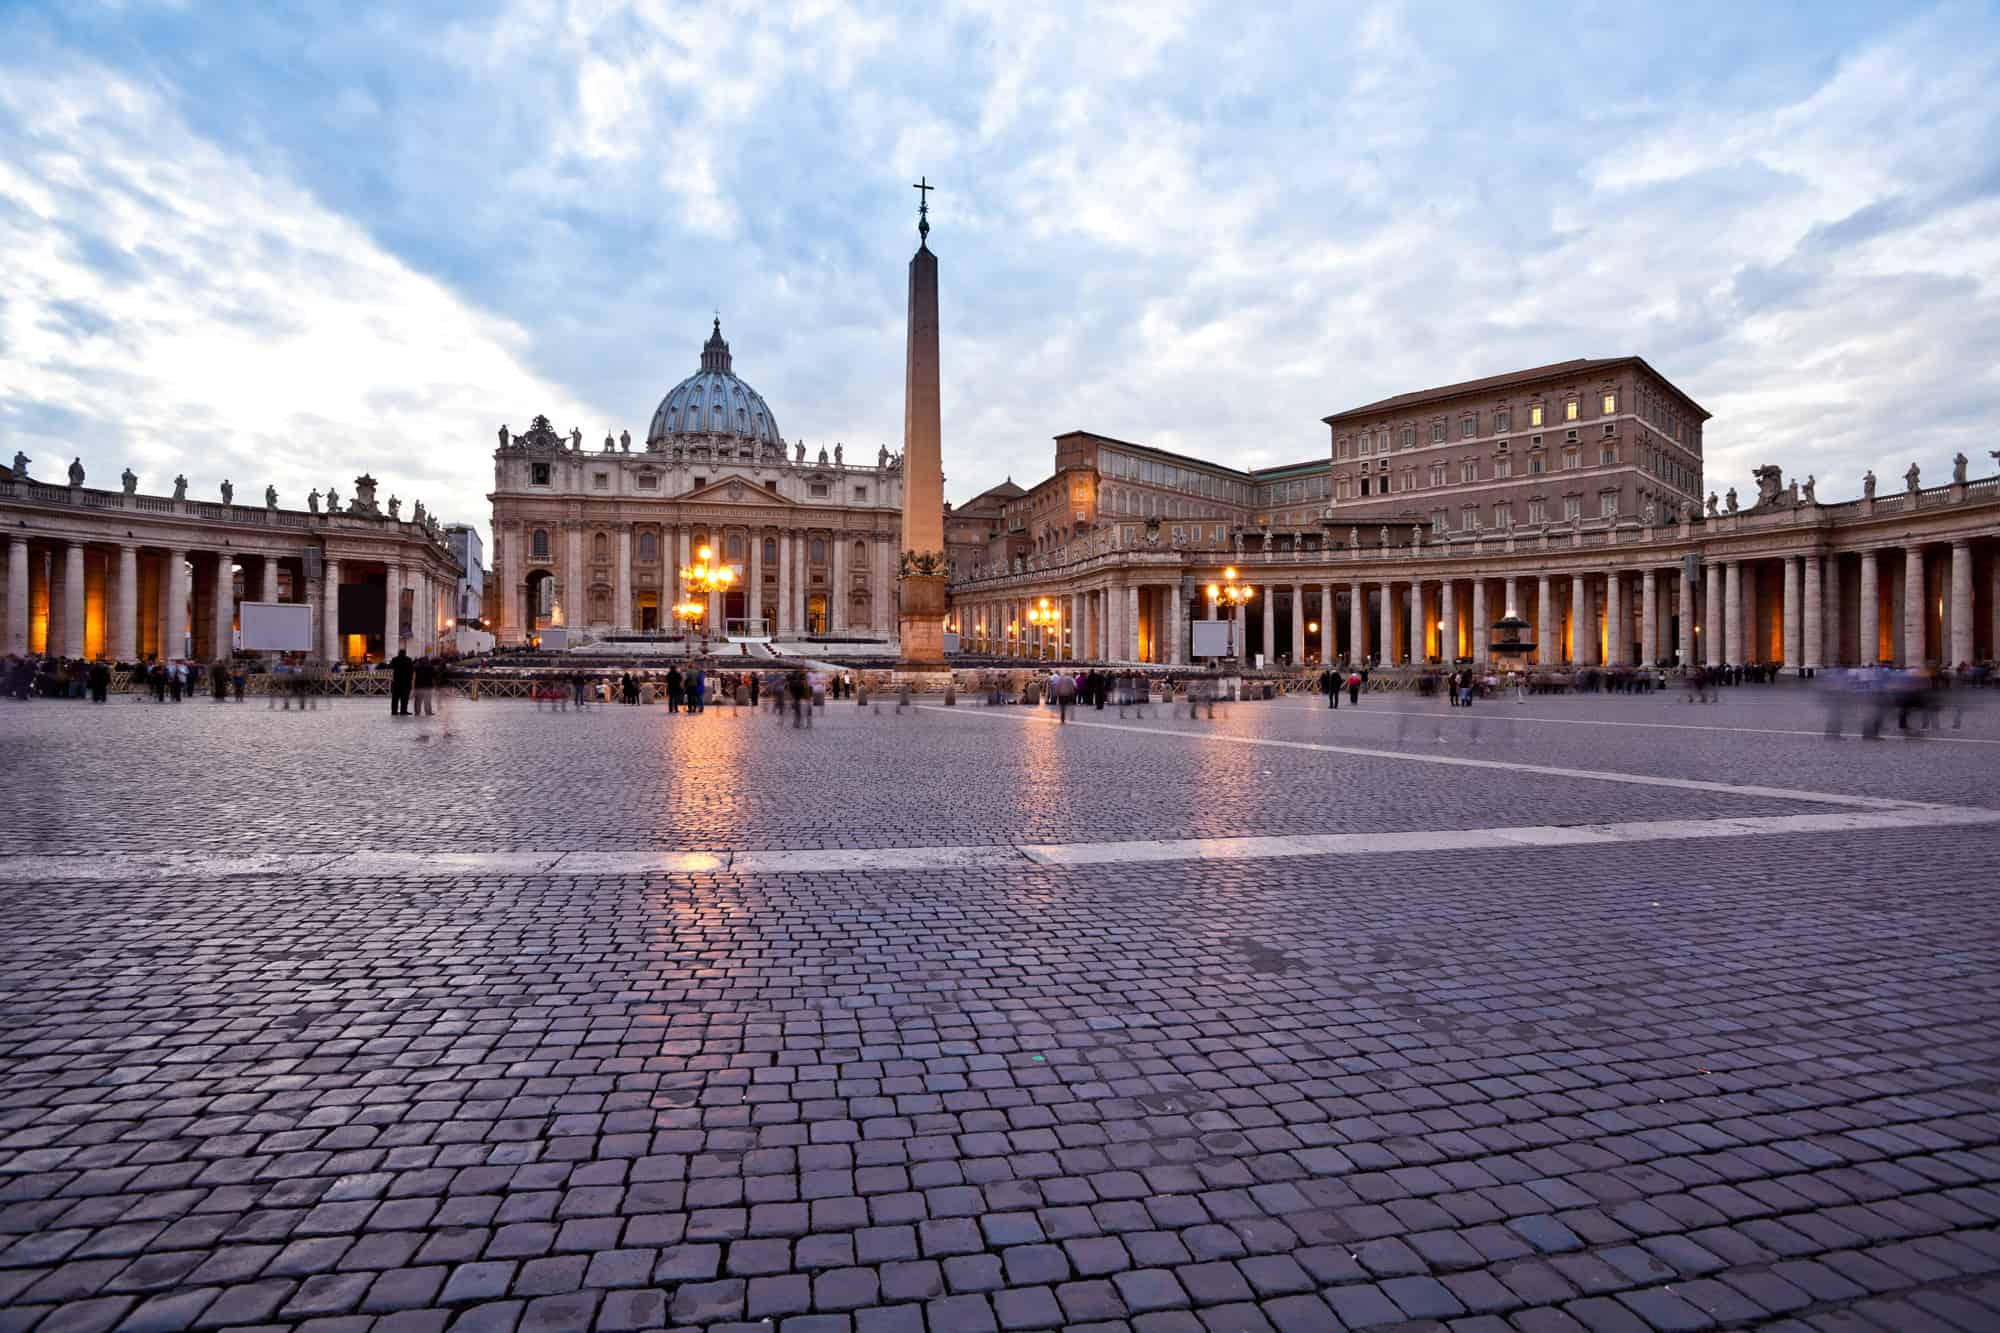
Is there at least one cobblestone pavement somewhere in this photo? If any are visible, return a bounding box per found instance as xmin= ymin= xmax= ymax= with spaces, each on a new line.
xmin=2 ymin=690 xmax=1998 ymax=1332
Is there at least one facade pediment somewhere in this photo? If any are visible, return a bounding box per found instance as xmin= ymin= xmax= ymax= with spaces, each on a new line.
xmin=681 ymin=476 xmax=799 ymax=507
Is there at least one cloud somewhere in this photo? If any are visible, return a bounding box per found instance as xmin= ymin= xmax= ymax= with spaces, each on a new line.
xmin=0 ymin=53 xmax=606 ymax=540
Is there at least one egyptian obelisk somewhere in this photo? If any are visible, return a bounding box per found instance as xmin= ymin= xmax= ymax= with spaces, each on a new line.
xmin=897 ymin=178 xmax=947 ymax=666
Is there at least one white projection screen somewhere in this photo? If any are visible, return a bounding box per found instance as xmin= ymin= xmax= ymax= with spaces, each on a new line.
xmin=237 ymin=601 xmax=313 ymax=652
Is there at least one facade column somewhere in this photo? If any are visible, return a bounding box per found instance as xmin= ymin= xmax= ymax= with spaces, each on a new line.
xmin=321 ymin=558 xmax=342 ymax=662
xmin=1289 ymin=582 xmax=1305 ymax=665
xmin=1803 ymin=555 xmax=1823 ymax=671
xmin=1859 ymin=551 xmax=1880 ymax=664
xmin=261 ymin=555 xmax=281 ymax=604
xmin=165 ymin=549 xmax=186 ymax=660
xmin=616 ymin=527 xmax=634 ymax=632
xmin=1823 ymin=555 xmax=1842 ymax=665
xmin=1260 ymin=584 xmax=1276 ymax=665
xmin=565 ymin=525 xmax=583 ymax=630
xmin=1504 ymin=576 xmax=1519 ymax=616
xmin=1677 ymin=568 xmax=1695 ymax=667
xmin=6 ymin=537 xmax=28 ymax=657
xmin=1377 ymin=581 xmax=1392 ymax=666
xmin=1470 ymin=578 xmax=1487 ymax=666
xmin=1536 ymin=575 xmax=1554 ymax=666
xmin=775 ymin=533 xmax=792 ymax=636
xmin=1782 ymin=556 xmax=1802 ymax=671
xmin=1903 ymin=545 xmax=1926 ymax=667
xmin=1347 ymin=582 xmax=1363 ymax=666
xmin=1723 ymin=561 xmax=1743 ymax=665
xmin=1569 ymin=573 xmax=1588 ymax=664
xmin=1703 ymin=562 xmax=1722 ymax=666
xmin=1641 ymin=569 xmax=1659 ymax=666
xmin=830 ymin=531 xmax=846 ymax=634
xmin=1741 ymin=565 xmax=1759 ymax=664
xmin=212 ymin=552 xmax=234 ymax=657
xmin=1168 ymin=584 xmax=1184 ymax=665
xmin=383 ymin=564 xmax=402 ymax=654
xmin=1231 ymin=595 xmax=1245 ymax=664
xmin=1604 ymin=572 xmax=1623 ymax=666
xmin=62 ymin=543 xmax=86 ymax=659
xmin=1409 ymin=582 xmax=1425 ymax=664
xmin=1440 ymin=581 xmax=1457 ymax=665
xmin=1127 ymin=585 xmax=1142 ymax=662
xmin=1950 ymin=541 xmax=1973 ymax=667
xmin=113 ymin=545 xmax=138 ymax=661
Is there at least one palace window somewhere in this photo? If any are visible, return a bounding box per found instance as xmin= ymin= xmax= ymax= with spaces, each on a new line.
xmin=531 ymin=528 xmax=550 ymax=559
xmin=726 ymin=534 xmax=745 ymax=559
xmin=1461 ymin=505 xmax=1480 ymax=531
xmin=1495 ymin=456 xmax=1512 ymax=479
xmin=1430 ymin=463 xmax=1447 ymax=487
xmin=1565 ymin=398 xmax=1579 ymax=421
xmin=1430 ymin=509 xmax=1447 ymax=533
xmin=1565 ymin=496 xmax=1582 ymax=520
xmin=1529 ymin=454 xmax=1545 ymax=475
xmin=1529 ymin=404 xmax=1544 ymax=427
xmin=1600 ymin=444 xmax=1617 ymax=465
xmin=1359 ymin=436 xmax=1372 ymax=457
xmin=1378 ymin=430 xmax=1391 ymax=451
xmin=1602 ymin=392 xmax=1617 ymax=414
xmin=1600 ymin=492 xmax=1618 ymax=518
xmin=1335 ymin=437 xmax=1348 ymax=460
xmin=1430 ymin=421 xmax=1445 ymax=443
xmin=1494 ymin=409 xmax=1511 ymax=432
xmin=1494 ymin=503 xmax=1512 ymax=529
xmin=810 ymin=538 xmax=826 ymax=563
xmin=1461 ymin=460 xmax=1478 ymax=483
xmin=1563 ymin=447 xmax=1581 ymax=470
xmin=1400 ymin=426 xmax=1414 ymax=448
xmin=1527 ymin=499 xmax=1548 ymax=524
xmin=1461 ymin=415 xmax=1476 ymax=437
xmin=639 ymin=532 xmax=658 ymax=562
xmin=763 ymin=537 xmax=777 ymax=563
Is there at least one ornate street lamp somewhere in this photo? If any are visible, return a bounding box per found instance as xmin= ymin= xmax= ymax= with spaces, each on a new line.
xmin=1025 ymin=595 xmax=1062 ymax=661
xmin=677 ymin=544 xmax=734 ymax=658
xmin=1205 ymin=566 xmax=1254 ymax=661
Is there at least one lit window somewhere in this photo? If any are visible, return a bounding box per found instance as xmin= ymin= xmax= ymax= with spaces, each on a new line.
xmin=1565 ymin=399 xmax=1579 ymax=421
xmin=1602 ymin=392 xmax=1617 ymax=414
xmin=1529 ymin=404 xmax=1544 ymax=427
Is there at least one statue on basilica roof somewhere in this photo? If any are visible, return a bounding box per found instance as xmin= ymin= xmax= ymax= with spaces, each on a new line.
xmin=68 ymin=457 xmax=84 ymax=486
xmin=266 ymin=484 xmax=278 ymax=510
xmin=498 ymin=423 xmax=510 ymax=449
xmin=172 ymin=474 xmax=187 ymax=500
xmin=121 ymin=467 xmax=137 ymax=495
xmin=9 ymin=451 xmax=27 ymax=479
xmin=308 ymin=489 xmax=321 ymax=514
xmin=220 ymin=479 xmax=234 ymax=505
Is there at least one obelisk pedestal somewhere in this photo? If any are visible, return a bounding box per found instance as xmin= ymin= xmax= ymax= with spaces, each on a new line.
xmin=898 ymin=225 xmax=948 ymax=668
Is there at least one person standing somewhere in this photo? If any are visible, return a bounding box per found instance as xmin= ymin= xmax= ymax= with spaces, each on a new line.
xmin=690 ymin=666 xmax=705 ymax=713
xmin=666 ymin=665 xmax=683 ymax=713
xmin=389 ymin=648 xmax=414 ymax=715
xmin=413 ymin=656 xmax=435 ymax=715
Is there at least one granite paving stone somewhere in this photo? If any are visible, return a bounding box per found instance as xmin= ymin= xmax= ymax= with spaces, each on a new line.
xmin=1 ymin=690 xmax=1997 ymax=1329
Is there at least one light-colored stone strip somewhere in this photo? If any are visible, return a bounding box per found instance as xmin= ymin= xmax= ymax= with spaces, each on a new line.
xmin=5 ymin=807 xmax=1996 ymax=883
xmin=932 ymin=706 xmax=1944 ymax=811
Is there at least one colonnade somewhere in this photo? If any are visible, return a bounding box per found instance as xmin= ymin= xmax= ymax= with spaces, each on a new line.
xmin=3 ymin=535 xmax=453 ymax=664
xmin=948 ymin=539 xmax=2000 ymax=671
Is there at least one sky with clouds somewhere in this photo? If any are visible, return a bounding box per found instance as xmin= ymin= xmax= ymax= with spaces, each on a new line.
xmin=2 ymin=0 xmax=1996 ymax=546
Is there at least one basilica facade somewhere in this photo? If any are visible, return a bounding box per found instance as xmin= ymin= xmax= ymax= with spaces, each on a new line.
xmin=487 ymin=321 xmax=905 ymax=647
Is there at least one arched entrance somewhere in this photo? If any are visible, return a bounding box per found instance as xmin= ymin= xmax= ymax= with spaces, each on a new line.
xmin=524 ymin=569 xmax=558 ymax=637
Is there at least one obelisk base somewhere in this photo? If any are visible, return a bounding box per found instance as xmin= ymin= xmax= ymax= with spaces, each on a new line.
xmin=897 ymin=573 xmax=949 ymax=668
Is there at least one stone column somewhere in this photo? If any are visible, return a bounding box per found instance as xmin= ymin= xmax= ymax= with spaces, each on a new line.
xmin=776 ymin=533 xmax=792 ymax=636
xmin=1347 ymin=582 xmax=1364 ymax=666
xmin=165 ymin=548 xmax=186 ymax=660
xmin=1677 ymin=569 xmax=1695 ymax=667
xmin=1286 ymin=582 xmax=1303 ymax=665
xmin=1903 ymin=545 xmax=1926 ymax=667
xmin=565 ymin=526 xmax=583 ymax=631
xmin=616 ymin=527 xmax=634 ymax=632
xmin=108 ymin=544 xmax=137 ymax=662
xmin=1859 ymin=551 xmax=1879 ymax=664
xmin=1564 ymin=573 xmax=1582 ymax=664
xmin=62 ymin=543 xmax=86 ymax=659
xmin=6 ymin=536 xmax=28 ymax=657
xmin=1409 ymin=582 xmax=1425 ymax=664
xmin=1377 ymin=581 xmax=1393 ymax=666
xmin=1741 ymin=565 xmax=1759 ymax=664
xmin=1950 ymin=541 xmax=1973 ymax=667
xmin=1604 ymin=572 xmax=1623 ymax=666
xmin=1823 ymin=555 xmax=1842 ymax=665
xmin=1640 ymin=569 xmax=1658 ymax=666
xmin=1471 ymin=578 xmax=1487 ymax=666
xmin=317 ymin=557 xmax=339 ymax=662
xmin=1260 ymin=584 xmax=1276 ymax=665
xmin=1537 ymin=575 xmax=1554 ymax=666
xmin=1704 ymin=563 xmax=1722 ymax=666
xmin=1723 ymin=561 xmax=1743 ymax=664
xmin=1782 ymin=556 xmax=1802 ymax=672
xmin=1168 ymin=584 xmax=1184 ymax=665
xmin=1126 ymin=586 xmax=1141 ymax=662
xmin=213 ymin=552 xmax=234 ymax=656
xmin=830 ymin=531 xmax=846 ymax=634
xmin=258 ymin=555 xmax=280 ymax=605
xmin=1803 ymin=555 xmax=1823 ymax=671
xmin=1441 ymin=581 xmax=1457 ymax=665
xmin=383 ymin=564 xmax=402 ymax=654
xmin=1232 ymin=595 xmax=1246 ymax=664
xmin=1504 ymin=576 xmax=1518 ymax=616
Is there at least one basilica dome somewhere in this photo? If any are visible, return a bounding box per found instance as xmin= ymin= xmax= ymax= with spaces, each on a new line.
xmin=646 ymin=319 xmax=783 ymax=452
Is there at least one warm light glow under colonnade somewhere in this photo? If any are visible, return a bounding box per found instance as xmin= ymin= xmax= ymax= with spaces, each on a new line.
xmin=951 ymin=538 xmax=2000 ymax=670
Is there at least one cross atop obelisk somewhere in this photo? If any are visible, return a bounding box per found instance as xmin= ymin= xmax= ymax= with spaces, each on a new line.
xmin=898 ymin=178 xmax=946 ymax=665
xmin=913 ymin=177 xmax=933 ymax=243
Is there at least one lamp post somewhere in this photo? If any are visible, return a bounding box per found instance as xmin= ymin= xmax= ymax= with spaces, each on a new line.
xmin=1205 ymin=566 xmax=1254 ymax=663
xmin=1025 ymin=596 xmax=1062 ymax=661
xmin=678 ymin=544 xmax=735 ymax=659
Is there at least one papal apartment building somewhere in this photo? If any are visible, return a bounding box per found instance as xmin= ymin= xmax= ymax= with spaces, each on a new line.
xmin=946 ymin=356 xmax=2000 ymax=673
